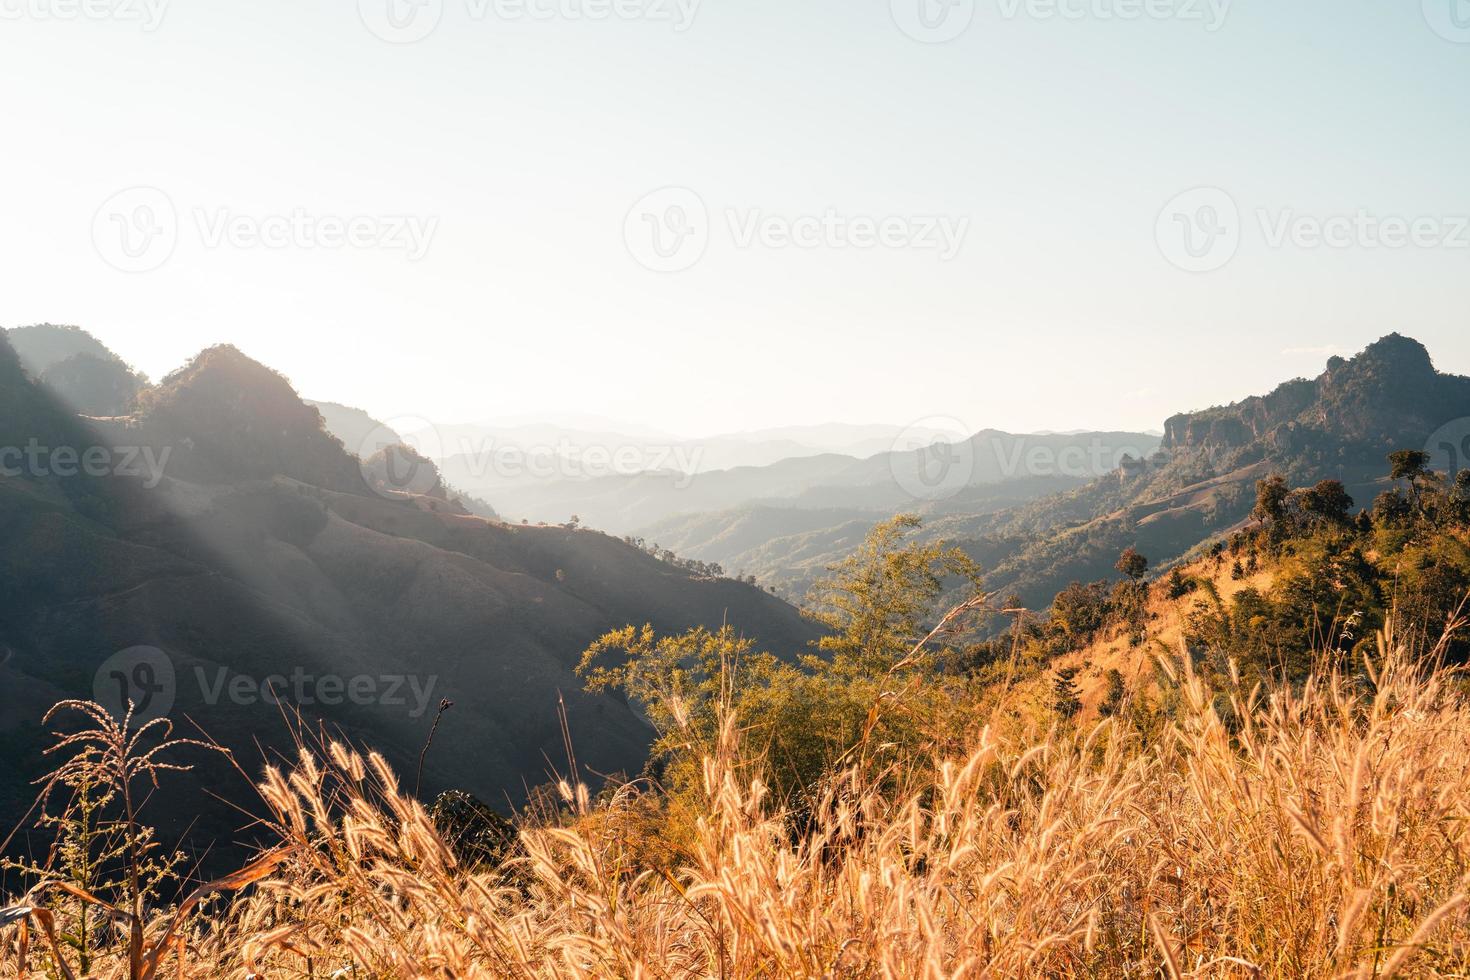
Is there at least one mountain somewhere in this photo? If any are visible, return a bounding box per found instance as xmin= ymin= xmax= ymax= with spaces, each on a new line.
xmin=423 ymin=423 xmax=831 ymax=482
xmin=460 ymin=429 xmax=1159 ymax=535
xmin=5 ymin=323 xmax=147 ymax=416
xmin=958 ymin=334 xmax=1470 ymax=609
xmin=411 ymin=421 xmax=955 ymax=483
xmin=636 ymin=473 xmax=1106 ymax=598
xmin=0 ymin=334 xmax=817 ymax=863
xmin=710 ymin=423 xmax=953 ymax=459
xmin=612 ymin=431 xmax=1159 ymax=596
xmin=5 ymin=323 xmax=124 ymax=377
xmin=641 ymin=335 xmax=1470 ymax=614
xmin=442 ymin=452 xmax=864 ymax=530
xmin=310 ymin=400 xmax=500 ymax=520
xmin=307 ymin=400 xmax=403 ymax=459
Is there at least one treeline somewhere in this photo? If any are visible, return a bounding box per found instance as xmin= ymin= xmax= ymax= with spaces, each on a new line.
xmin=1183 ymin=452 xmax=1470 ymax=685
xmin=540 ymin=453 xmax=1470 ymax=860
xmin=913 ymin=451 xmax=1470 ymax=732
xmin=622 ymin=534 xmax=765 ymax=585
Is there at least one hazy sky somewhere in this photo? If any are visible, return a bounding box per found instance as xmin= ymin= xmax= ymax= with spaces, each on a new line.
xmin=2 ymin=0 xmax=1467 ymax=438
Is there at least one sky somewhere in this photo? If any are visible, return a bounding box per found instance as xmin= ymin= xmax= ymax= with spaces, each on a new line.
xmin=1 ymin=0 xmax=1467 ymax=439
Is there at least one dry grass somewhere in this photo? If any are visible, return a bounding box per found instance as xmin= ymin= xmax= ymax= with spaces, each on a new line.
xmin=7 ymin=629 xmax=1470 ymax=978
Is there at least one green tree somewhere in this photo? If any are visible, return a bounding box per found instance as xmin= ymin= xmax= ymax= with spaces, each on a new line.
xmin=1098 ymin=668 xmax=1127 ymax=718
xmin=580 ymin=516 xmax=989 ymax=808
xmin=1050 ymin=581 xmax=1112 ymax=649
xmin=1451 ymin=470 xmax=1470 ymax=523
xmin=1373 ymin=488 xmax=1412 ymax=527
xmin=1166 ymin=568 xmax=1195 ymax=600
xmin=1301 ymin=479 xmax=1354 ymax=527
xmin=579 ymin=624 xmax=759 ymax=763
xmin=1389 ymin=449 xmax=1432 ymax=512
xmin=1253 ymin=474 xmax=1291 ymax=530
xmin=1052 ymin=667 xmax=1082 ymax=719
xmin=1115 ymin=547 xmax=1148 ymax=582
xmin=805 ymin=514 xmax=983 ymax=674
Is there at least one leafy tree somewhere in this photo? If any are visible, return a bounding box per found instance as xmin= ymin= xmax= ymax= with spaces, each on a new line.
xmin=1115 ymin=547 xmax=1148 ymax=582
xmin=430 ymin=790 xmax=520 ymax=872
xmin=1166 ymin=569 xmax=1196 ymax=600
xmin=579 ymin=624 xmax=759 ymax=762
xmin=1253 ymin=475 xmax=1291 ymax=530
xmin=1452 ymin=470 xmax=1470 ymax=523
xmin=1050 ymin=581 xmax=1112 ymax=649
xmin=1389 ymin=449 xmax=1432 ymax=511
xmin=1373 ymin=489 xmax=1412 ymax=527
xmin=1052 ymin=667 xmax=1082 ymax=719
xmin=1098 ymin=668 xmax=1127 ymax=718
xmin=805 ymin=514 xmax=982 ymax=674
xmin=1300 ymin=479 xmax=1354 ymax=527
xmin=581 ymin=516 xmax=988 ymax=809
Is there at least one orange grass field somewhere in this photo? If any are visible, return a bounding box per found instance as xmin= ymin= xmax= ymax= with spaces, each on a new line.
xmin=5 ymin=628 xmax=1470 ymax=978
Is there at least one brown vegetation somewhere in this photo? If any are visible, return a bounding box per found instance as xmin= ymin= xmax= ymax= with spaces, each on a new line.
xmin=6 ymin=620 xmax=1470 ymax=977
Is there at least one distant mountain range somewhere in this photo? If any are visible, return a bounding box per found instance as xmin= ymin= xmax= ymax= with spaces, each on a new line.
xmin=0 ymin=326 xmax=816 ymax=863
xmin=932 ymin=333 xmax=1470 ymax=610
xmin=6 ymin=322 xmax=1466 ymax=868
xmin=5 ymin=323 xmax=147 ymax=418
xmin=433 ymin=429 xmax=1159 ymax=535
xmin=612 ymin=335 xmax=1470 ymax=610
xmin=402 ymin=420 xmax=958 ymax=479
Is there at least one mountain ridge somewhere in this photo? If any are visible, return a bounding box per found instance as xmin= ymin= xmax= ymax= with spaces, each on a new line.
xmin=0 ymin=331 xmax=819 ymax=866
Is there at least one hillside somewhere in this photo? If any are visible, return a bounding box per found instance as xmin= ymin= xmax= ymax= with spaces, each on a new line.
xmin=984 ymin=458 xmax=1470 ymax=732
xmin=5 ymin=323 xmax=146 ymax=416
xmin=310 ymin=398 xmax=500 ymax=519
xmin=0 ymin=333 xmax=818 ymax=862
xmin=638 ymin=471 xmax=1095 ymax=597
xmin=1000 ymin=548 xmax=1278 ymax=724
xmin=4 ymin=323 xmax=125 ymax=377
xmin=307 ymin=399 xmax=403 ymax=458
xmin=469 ymin=429 xmax=1155 ymax=568
xmin=11 ymin=463 xmax=1470 ymax=978
xmin=631 ymin=335 xmax=1470 ymax=617
xmin=934 ymin=335 xmax=1470 ymax=611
